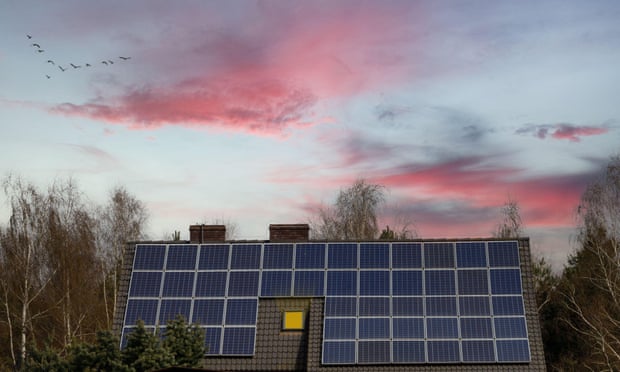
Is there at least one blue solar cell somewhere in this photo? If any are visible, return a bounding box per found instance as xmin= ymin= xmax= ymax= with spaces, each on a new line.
xmin=359 ymin=297 xmax=389 ymax=316
xmin=358 ymin=341 xmax=390 ymax=364
xmin=166 ymin=245 xmax=197 ymax=270
xmin=392 ymin=243 xmax=422 ymax=268
xmin=456 ymin=242 xmax=487 ymax=267
xmin=295 ymin=243 xmax=325 ymax=269
xmin=460 ymin=317 xmax=493 ymax=338
xmin=427 ymin=340 xmax=460 ymax=363
xmin=327 ymin=271 xmax=357 ymax=296
xmin=359 ymin=271 xmax=389 ymax=295
xmin=134 ymin=245 xmax=166 ymax=270
xmin=227 ymin=271 xmax=259 ymax=297
xmin=392 ymin=271 xmax=423 ymax=295
xmin=225 ymin=299 xmax=258 ymax=325
xmin=322 ymin=341 xmax=355 ymax=364
xmin=198 ymin=244 xmax=229 ymax=270
xmin=462 ymin=340 xmax=495 ymax=362
xmin=360 ymin=243 xmax=389 ymax=268
xmin=324 ymin=318 xmax=356 ymax=340
xmin=425 ymin=270 xmax=455 ymax=295
xmin=494 ymin=317 xmax=527 ymax=338
xmin=427 ymin=318 xmax=458 ymax=339
xmin=459 ymin=296 xmax=491 ymax=316
xmin=262 ymin=244 xmax=293 ymax=269
xmin=424 ymin=242 xmax=454 ymax=268
xmin=496 ymin=339 xmax=530 ymax=362
xmin=392 ymin=297 xmax=424 ymax=316
xmin=125 ymin=299 xmax=158 ymax=325
xmin=393 ymin=318 xmax=424 ymax=338
xmin=204 ymin=327 xmax=221 ymax=354
xmin=120 ymin=327 xmax=134 ymax=348
xmin=457 ymin=269 xmax=489 ymax=295
xmin=492 ymin=296 xmax=525 ymax=315
xmin=195 ymin=271 xmax=227 ymax=297
xmin=393 ymin=340 xmax=425 ymax=363
xmin=328 ymin=243 xmax=357 ymax=268
xmin=426 ymin=297 xmax=457 ymax=316
xmin=222 ymin=327 xmax=255 ymax=355
xmin=230 ymin=244 xmax=261 ymax=269
xmin=129 ymin=272 xmax=162 ymax=297
xmin=192 ymin=299 xmax=224 ymax=325
xmin=359 ymin=318 xmax=389 ymax=339
xmin=159 ymin=299 xmax=191 ymax=324
xmin=260 ymin=271 xmax=292 ymax=296
xmin=162 ymin=272 xmax=195 ymax=297
xmin=325 ymin=297 xmax=357 ymax=316
xmin=490 ymin=269 xmax=522 ymax=294
xmin=293 ymin=271 xmax=324 ymax=296
xmin=488 ymin=241 xmax=520 ymax=267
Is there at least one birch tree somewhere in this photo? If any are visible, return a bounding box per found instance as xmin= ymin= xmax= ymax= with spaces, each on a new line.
xmin=311 ymin=179 xmax=386 ymax=240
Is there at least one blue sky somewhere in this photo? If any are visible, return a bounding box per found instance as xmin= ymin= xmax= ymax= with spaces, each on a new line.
xmin=1 ymin=0 xmax=619 ymax=269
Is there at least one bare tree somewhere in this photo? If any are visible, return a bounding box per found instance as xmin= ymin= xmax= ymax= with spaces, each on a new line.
xmin=311 ymin=179 xmax=385 ymax=240
xmin=558 ymin=155 xmax=620 ymax=370
xmin=0 ymin=176 xmax=53 ymax=369
xmin=95 ymin=186 xmax=148 ymax=328
xmin=493 ymin=197 xmax=523 ymax=238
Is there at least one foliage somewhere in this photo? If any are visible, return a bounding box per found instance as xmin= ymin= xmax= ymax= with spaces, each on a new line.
xmin=162 ymin=315 xmax=206 ymax=367
xmin=379 ymin=225 xmax=415 ymax=240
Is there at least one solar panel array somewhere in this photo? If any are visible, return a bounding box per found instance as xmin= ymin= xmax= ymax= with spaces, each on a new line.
xmin=122 ymin=241 xmax=530 ymax=364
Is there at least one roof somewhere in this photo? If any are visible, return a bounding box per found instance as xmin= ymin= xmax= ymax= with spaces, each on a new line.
xmin=113 ymin=237 xmax=545 ymax=371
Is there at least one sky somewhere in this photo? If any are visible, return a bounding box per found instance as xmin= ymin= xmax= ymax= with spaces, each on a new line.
xmin=1 ymin=0 xmax=619 ymax=270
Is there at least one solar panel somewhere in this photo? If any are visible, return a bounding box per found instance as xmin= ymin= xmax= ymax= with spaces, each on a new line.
xmin=262 ymin=244 xmax=293 ymax=269
xmin=358 ymin=297 xmax=389 ymax=316
xmin=162 ymin=272 xmax=194 ymax=297
xmin=192 ymin=299 xmax=224 ymax=325
xmin=166 ymin=245 xmax=197 ymax=270
xmin=293 ymin=270 xmax=324 ymax=296
xmin=159 ymin=299 xmax=191 ymax=323
xmin=392 ymin=317 xmax=424 ymax=338
xmin=134 ymin=245 xmax=166 ymax=269
xmin=222 ymin=327 xmax=255 ymax=355
xmin=122 ymin=240 xmax=530 ymax=363
xmin=328 ymin=243 xmax=357 ymax=268
xmin=359 ymin=271 xmax=389 ymax=295
xmin=260 ymin=271 xmax=292 ymax=297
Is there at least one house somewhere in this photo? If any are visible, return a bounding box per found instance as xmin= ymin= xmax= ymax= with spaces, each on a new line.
xmin=113 ymin=224 xmax=545 ymax=371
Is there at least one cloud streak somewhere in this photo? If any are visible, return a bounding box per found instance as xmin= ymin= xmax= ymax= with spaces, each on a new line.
xmin=516 ymin=123 xmax=609 ymax=142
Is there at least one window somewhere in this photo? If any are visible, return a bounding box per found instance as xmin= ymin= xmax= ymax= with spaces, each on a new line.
xmin=282 ymin=310 xmax=304 ymax=330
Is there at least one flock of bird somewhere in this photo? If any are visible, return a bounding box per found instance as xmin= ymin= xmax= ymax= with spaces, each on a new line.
xmin=27 ymin=34 xmax=131 ymax=79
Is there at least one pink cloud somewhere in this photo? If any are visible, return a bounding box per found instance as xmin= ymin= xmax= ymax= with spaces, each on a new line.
xmin=516 ymin=123 xmax=609 ymax=142
xmin=50 ymin=2 xmax=423 ymax=135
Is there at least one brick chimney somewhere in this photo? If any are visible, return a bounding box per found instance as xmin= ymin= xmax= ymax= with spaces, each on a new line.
xmin=189 ymin=225 xmax=226 ymax=243
xmin=269 ymin=224 xmax=310 ymax=242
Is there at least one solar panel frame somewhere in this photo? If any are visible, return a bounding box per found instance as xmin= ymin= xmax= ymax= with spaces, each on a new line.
xmin=123 ymin=240 xmax=532 ymax=364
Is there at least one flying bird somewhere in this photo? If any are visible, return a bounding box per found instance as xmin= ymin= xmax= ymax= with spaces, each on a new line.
xmin=37 ymin=49 xmax=44 ymax=53
xmin=101 ymin=61 xmax=108 ymax=65
xmin=58 ymin=65 xmax=66 ymax=72
xmin=46 ymin=75 xmax=51 ymax=79
xmin=27 ymin=35 xmax=32 ymax=39
xmin=119 ymin=56 xmax=131 ymax=60
xmin=70 ymin=63 xmax=81 ymax=69
xmin=107 ymin=60 xmax=114 ymax=64
xmin=47 ymin=60 xmax=55 ymax=65
xmin=32 ymin=43 xmax=41 ymax=48
xmin=85 ymin=63 xmax=91 ymax=67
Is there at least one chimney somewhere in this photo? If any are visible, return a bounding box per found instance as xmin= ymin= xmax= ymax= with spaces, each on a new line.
xmin=189 ymin=225 xmax=226 ymax=243
xmin=269 ymin=224 xmax=310 ymax=242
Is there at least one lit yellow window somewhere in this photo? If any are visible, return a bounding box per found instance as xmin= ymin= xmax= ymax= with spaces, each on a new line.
xmin=283 ymin=311 xmax=304 ymax=330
